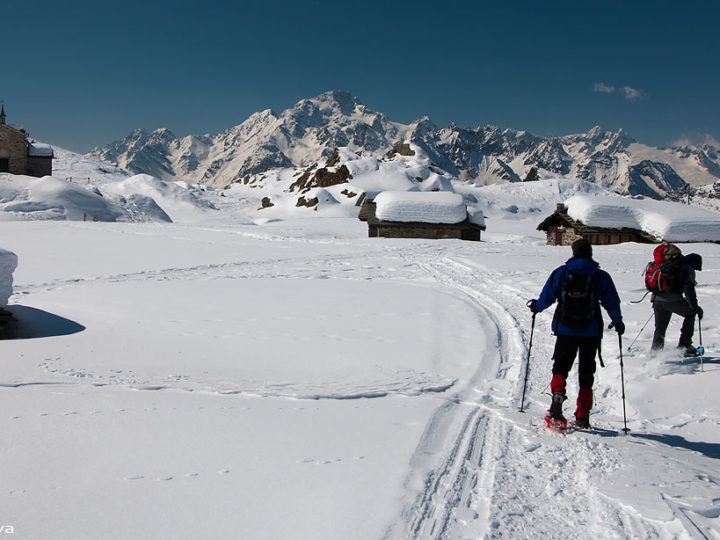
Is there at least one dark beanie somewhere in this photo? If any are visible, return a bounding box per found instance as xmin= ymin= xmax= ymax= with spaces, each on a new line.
xmin=571 ymin=238 xmax=593 ymax=259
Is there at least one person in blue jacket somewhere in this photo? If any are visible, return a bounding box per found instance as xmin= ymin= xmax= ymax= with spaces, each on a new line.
xmin=528 ymin=238 xmax=624 ymax=428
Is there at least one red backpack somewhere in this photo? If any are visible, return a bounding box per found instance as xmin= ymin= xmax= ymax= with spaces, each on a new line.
xmin=644 ymin=243 xmax=682 ymax=292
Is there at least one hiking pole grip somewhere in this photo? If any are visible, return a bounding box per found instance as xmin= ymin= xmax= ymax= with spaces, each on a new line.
xmin=520 ymin=311 xmax=536 ymax=413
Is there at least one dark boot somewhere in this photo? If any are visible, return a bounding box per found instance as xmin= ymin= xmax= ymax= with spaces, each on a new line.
xmin=574 ymin=416 xmax=591 ymax=429
xmin=547 ymin=392 xmax=567 ymax=421
xmin=677 ymin=344 xmax=698 ymax=357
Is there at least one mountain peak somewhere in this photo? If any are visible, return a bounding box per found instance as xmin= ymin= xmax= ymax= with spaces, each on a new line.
xmin=300 ymin=90 xmax=362 ymax=117
xmin=88 ymin=93 xmax=720 ymax=194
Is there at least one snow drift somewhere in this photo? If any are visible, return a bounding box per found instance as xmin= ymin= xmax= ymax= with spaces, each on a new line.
xmin=0 ymin=247 xmax=17 ymax=307
xmin=0 ymin=174 xmax=125 ymax=221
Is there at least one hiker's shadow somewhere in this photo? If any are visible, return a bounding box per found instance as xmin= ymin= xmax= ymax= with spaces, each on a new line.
xmin=632 ymin=432 xmax=720 ymax=460
xmin=1 ymin=305 xmax=85 ymax=340
xmin=664 ymin=357 xmax=720 ymax=375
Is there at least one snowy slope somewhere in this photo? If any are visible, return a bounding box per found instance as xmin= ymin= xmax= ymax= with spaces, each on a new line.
xmin=0 ymin=172 xmax=214 ymax=223
xmin=1 ymin=209 xmax=719 ymax=538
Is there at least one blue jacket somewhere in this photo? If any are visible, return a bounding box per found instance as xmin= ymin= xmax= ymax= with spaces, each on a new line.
xmin=535 ymin=257 xmax=623 ymax=337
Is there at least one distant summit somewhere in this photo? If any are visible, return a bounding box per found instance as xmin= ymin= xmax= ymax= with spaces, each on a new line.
xmin=90 ymin=91 xmax=720 ymax=196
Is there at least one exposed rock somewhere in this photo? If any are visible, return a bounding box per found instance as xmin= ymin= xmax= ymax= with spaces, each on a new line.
xmin=289 ymin=164 xmax=351 ymax=193
xmin=524 ymin=167 xmax=539 ymax=182
xmin=386 ymin=142 xmax=416 ymax=158
xmin=296 ymin=196 xmax=319 ymax=208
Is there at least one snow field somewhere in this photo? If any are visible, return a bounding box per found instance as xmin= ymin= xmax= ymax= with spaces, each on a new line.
xmin=0 ymin=180 xmax=719 ymax=538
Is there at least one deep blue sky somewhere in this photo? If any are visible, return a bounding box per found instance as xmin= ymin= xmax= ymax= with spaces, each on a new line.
xmin=3 ymin=0 xmax=718 ymax=153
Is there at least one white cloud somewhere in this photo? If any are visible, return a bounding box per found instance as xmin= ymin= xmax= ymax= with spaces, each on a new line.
xmin=670 ymin=134 xmax=720 ymax=148
xmin=622 ymin=86 xmax=644 ymax=101
xmin=593 ymin=82 xmax=645 ymax=101
xmin=593 ymin=82 xmax=616 ymax=94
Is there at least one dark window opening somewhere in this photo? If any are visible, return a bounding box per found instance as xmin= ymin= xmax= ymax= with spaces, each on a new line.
xmin=0 ymin=158 xmax=9 ymax=172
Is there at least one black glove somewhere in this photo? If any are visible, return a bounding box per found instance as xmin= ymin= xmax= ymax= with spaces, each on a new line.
xmin=527 ymin=299 xmax=538 ymax=313
xmin=609 ymin=321 xmax=625 ymax=335
xmin=695 ymin=306 xmax=704 ymax=320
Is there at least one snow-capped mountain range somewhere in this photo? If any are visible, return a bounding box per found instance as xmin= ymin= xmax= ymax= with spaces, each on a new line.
xmin=90 ymin=91 xmax=720 ymax=196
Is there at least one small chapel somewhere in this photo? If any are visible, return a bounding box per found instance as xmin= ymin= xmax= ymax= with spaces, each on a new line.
xmin=0 ymin=106 xmax=54 ymax=177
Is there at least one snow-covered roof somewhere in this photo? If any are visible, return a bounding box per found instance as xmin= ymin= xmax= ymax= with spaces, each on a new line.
xmin=374 ymin=191 xmax=469 ymax=225
xmin=564 ymin=194 xmax=720 ymax=242
xmin=28 ymin=143 xmax=54 ymax=157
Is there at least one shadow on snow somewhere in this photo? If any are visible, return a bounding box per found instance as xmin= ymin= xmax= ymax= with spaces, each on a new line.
xmin=0 ymin=305 xmax=86 ymax=340
xmin=632 ymin=432 xmax=720 ymax=460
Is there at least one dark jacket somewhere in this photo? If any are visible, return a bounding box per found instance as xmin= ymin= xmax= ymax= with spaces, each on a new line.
xmin=535 ymin=257 xmax=623 ymax=337
xmin=654 ymin=253 xmax=701 ymax=310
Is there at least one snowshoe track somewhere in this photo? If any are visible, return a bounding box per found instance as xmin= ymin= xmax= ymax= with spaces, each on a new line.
xmin=387 ymin=246 xmax=682 ymax=539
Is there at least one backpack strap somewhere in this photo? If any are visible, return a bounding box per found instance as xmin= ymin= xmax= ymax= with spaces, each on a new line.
xmin=597 ymin=337 xmax=605 ymax=368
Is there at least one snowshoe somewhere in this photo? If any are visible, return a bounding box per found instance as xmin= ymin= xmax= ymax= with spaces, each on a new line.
xmin=545 ymin=392 xmax=567 ymax=431
xmin=545 ymin=415 xmax=567 ymax=432
xmin=678 ymin=344 xmax=699 ymax=358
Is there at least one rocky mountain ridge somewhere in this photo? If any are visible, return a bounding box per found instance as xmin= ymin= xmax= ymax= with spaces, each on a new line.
xmin=90 ymin=91 xmax=720 ymax=196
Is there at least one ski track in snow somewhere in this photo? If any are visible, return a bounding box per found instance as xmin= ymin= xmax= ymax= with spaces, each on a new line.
xmin=382 ymin=245 xmax=691 ymax=539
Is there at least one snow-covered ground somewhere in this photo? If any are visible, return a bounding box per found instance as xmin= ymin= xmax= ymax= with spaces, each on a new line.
xmin=1 ymin=160 xmax=719 ymax=538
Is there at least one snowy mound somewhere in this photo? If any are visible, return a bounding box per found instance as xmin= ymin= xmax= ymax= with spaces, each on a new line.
xmin=565 ymin=194 xmax=720 ymax=242
xmin=0 ymin=247 xmax=17 ymax=307
xmin=52 ymin=145 xmax=130 ymax=184
xmin=374 ymin=191 xmax=468 ymax=224
xmin=226 ymin=142 xmax=457 ymax=219
xmin=101 ymin=174 xmax=216 ymax=221
xmin=343 ymin=145 xmax=453 ymax=196
xmin=0 ymin=174 xmax=124 ymax=222
xmin=459 ymin=178 xmax=611 ymax=219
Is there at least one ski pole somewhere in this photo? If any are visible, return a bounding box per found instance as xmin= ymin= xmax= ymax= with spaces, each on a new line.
xmin=627 ymin=312 xmax=654 ymax=352
xmin=698 ymin=317 xmax=704 ymax=373
xmin=618 ymin=334 xmax=630 ymax=434
xmin=520 ymin=310 xmax=536 ymax=413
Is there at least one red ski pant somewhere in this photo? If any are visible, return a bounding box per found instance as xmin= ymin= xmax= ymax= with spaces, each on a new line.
xmin=550 ymin=334 xmax=598 ymax=418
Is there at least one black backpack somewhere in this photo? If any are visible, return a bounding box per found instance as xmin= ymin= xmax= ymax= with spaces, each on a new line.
xmin=657 ymin=255 xmax=684 ymax=293
xmin=559 ymin=270 xmax=598 ymax=330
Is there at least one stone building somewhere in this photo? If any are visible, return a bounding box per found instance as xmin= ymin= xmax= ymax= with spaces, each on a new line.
xmin=361 ymin=193 xmax=486 ymax=242
xmin=0 ymin=106 xmax=53 ymax=177
xmin=537 ymin=203 xmax=655 ymax=246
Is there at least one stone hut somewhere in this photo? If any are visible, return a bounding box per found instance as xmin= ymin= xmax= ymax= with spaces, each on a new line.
xmin=0 ymin=106 xmax=53 ymax=177
xmin=362 ymin=191 xmax=486 ymax=242
xmin=537 ymin=203 xmax=655 ymax=246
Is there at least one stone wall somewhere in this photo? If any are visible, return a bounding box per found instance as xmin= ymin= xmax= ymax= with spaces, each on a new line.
xmin=0 ymin=125 xmax=28 ymax=175
xmin=27 ymin=156 xmax=52 ymax=177
xmin=545 ymin=226 xmax=583 ymax=246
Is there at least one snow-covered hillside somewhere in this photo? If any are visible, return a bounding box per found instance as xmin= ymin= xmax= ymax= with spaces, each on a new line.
xmin=0 ymin=170 xmax=215 ymax=223
xmin=89 ymin=91 xmax=720 ymax=195
xmin=1 ymin=201 xmax=718 ymax=538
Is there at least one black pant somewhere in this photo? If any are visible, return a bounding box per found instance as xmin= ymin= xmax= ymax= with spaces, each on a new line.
xmin=552 ymin=334 xmax=599 ymax=389
xmin=652 ymin=294 xmax=695 ymax=350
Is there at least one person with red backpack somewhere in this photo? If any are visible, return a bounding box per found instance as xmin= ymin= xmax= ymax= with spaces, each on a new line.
xmin=647 ymin=244 xmax=704 ymax=355
xmin=528 ymin=238 xmax=624 ymax=429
